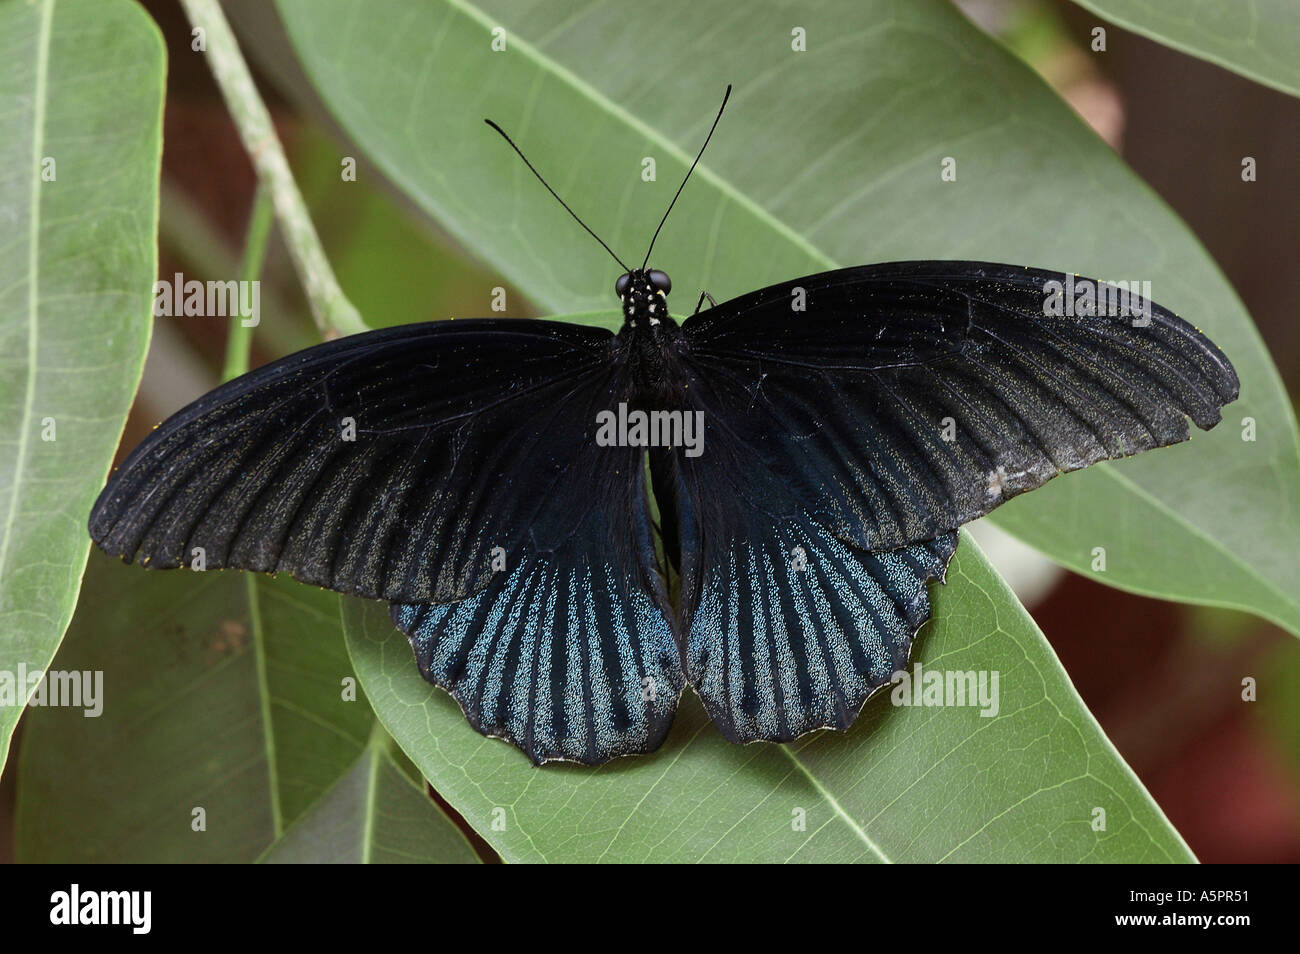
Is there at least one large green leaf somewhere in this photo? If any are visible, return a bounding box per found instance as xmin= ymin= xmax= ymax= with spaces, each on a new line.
xmin=17 ymin=557 xmax=278 ymax=862
xmin=1071 ymin=0 xmax=1300 ymax=98
xmin=275 ymin=0 xmax=1300 ymax=636
xmin=0 ymin=0 xmax=164 ymax=774
xmin=15 ymin=555 xmax=384 ymax=861
xmin=260 ymin=732 xmax=481 ymax=863
xmin=255 ymin=571 xmax=375 ymax=827
xmin=345 ymin=532 xmax=1194 ymax=863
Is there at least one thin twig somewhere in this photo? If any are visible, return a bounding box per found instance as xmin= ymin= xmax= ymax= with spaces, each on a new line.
xmin=181 ymin=0 xmax=367 ymax=338
xmin=222 ymin=185 xmax=274 ymax=382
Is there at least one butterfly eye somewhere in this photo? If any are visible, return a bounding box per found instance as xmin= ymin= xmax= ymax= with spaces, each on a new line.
xmin=615 ymin=273 xmax=631 ymax=297
xmin=648 ymin=270 xmax=672 ymax=294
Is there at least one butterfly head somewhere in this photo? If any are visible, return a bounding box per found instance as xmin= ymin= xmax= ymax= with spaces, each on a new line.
xmin=616 ymin=269 xmax=672 ymax=329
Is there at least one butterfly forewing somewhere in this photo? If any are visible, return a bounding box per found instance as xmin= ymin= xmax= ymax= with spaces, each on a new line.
xmin=90 ymin=319 xmax=631 ymax=605
xmin=677 ymin=261 xmax=1240 ymax=554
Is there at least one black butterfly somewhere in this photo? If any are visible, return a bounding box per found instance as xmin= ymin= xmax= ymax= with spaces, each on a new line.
xmin=90 ymin=88 xmax=1238 ymax=765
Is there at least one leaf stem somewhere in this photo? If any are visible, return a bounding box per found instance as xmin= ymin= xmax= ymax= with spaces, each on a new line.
xmin=160 ymin=177 xmax=317 ymax=357
xmin=221 ymin=185 xmax=274 ymax=382
xmin=180 ymin=0 xmax=367 ymax=339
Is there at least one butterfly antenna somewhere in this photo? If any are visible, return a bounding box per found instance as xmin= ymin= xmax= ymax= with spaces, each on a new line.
xmin=641 ymin=84 xmax=732 ymax=270
xmin=485 ymin=118 xmax=630 ymax=272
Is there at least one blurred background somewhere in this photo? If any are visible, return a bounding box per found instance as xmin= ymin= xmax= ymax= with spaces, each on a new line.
xmin=2 ymin=0 xmax=1296 ymax=862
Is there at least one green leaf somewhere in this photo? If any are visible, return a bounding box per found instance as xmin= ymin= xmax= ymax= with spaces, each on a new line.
xmin=1071 ymin=0 xmax=1300 ymax=98
xmin=1258 ymin=641 xmax=1300 ymax=781
xmin=294 ymin=123 xmax=515 ymax=330
xmin=15 ymin=554 xmax=372 ymax=861
xmin=0 ymin=0 xmax=164 ymax=773
xmin=260 ymin=730 xmax=482 ymax=863
xmin=275 ymin=0 xmax=1300 ymax=636
xmin=255 ymin=572 xmax=375 ymax=827
xmin=345 ymin=532 xmax=1194 ymax=862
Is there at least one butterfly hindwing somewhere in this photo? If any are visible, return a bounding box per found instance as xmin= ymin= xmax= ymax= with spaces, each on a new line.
xmin=667 ymin=424 xmax=956 ymax=742
xmin=390 ymin=452 xmax=682 ymax=765
xmin=688 ymin=526 xmax=955 ymax=744
xmin=679 ymin=261 xmax=1240 ymax=553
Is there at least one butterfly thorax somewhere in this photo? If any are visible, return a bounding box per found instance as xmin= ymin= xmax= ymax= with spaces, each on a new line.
xmin=616 ymin=269 xmax=682 ymax=398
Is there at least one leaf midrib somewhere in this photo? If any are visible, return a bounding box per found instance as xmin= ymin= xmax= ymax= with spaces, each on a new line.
xmin=0 ymin=0 xmax=53 ymax=670
xmin=361 ymin=743 xmax=380 ymax=863
xmin=779 ymin=743 xmax=892 ymax=862
xmin=247 ymin=575 xmax=284 ymax=838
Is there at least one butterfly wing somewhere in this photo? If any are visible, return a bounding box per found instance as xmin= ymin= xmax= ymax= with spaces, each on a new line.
xmin=657 ymin=399 xmax=956 ymax=743
xmin=92 ymin=317 xmax=683 ymax=764
xmin=92 ymin=319 xmax=630 ymax=604
xmin=389 ymin=447 xmax=682 ymax=765
xmin=665 ymin=259 xmax=1237 ymax=742
xmin=678 ymin=261 xmax=1239 ymax=554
